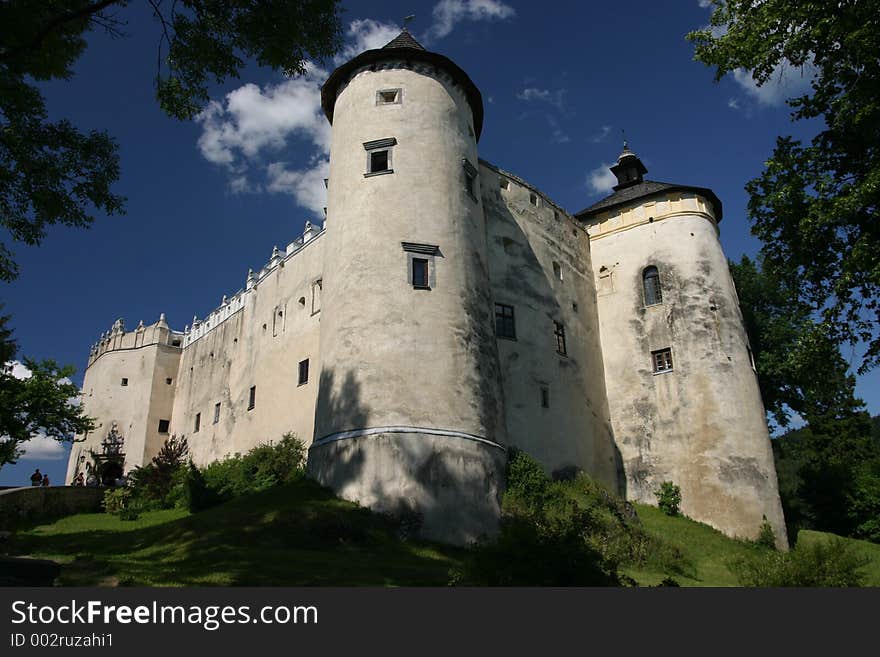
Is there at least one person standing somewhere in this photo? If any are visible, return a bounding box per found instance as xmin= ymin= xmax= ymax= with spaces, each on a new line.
xmin=41 ymin=474 xmax=50 ymax=487
xmin=29 ymin=469 xmax=42 ymax=486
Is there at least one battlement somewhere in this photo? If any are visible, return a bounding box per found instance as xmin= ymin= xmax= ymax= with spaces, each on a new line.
xmin=87 ymin=314 xmax=183 ymax=368
xmin=182 ymin=220 xmax=324 ymax=347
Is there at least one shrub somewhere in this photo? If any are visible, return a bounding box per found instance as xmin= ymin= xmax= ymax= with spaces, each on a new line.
xmin=755 ymin=517 xmax=778 ymax=550
xmin=657 ymin=481 xmax=682 ymax=516
xmin=182 ymin=460 xmax=219 ymax=512
xmin=201 ymin=433 xmax=307 ymax=502
xmin=127 ymin=435 xmax=189 ymax=507
xmin=731 ymin=537 xmax=869 ymax=587
xmin=103 ymin=488 xmax=139 ymax=520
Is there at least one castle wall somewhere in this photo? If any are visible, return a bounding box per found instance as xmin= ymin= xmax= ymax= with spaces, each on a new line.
xmin=170 ymin=234 xmax=324 ymax=466
xmin=310 ymin=62 xmax=507 ymax=542
xmin=583 ymin=193 xmax=787 ymax=545
xmin=66 ymin=321 xmax=181 ymax=483
xmin=480 ymin=162 xmax=620 ymax=487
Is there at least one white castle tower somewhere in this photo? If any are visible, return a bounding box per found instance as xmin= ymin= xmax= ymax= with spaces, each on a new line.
xmin=576 ymin=145 xmax=787 ymax=546
xmin=307 ymin=29 xmax=508 ymax=542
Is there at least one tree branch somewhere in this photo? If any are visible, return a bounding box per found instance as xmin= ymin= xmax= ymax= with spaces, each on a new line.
xmin=0 ymin=0 xmax=123 ymax=63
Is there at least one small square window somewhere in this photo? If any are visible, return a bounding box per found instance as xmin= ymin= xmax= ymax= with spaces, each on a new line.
xmin=165 ymin=377 xmax=173 ymax=385
xmin=213 ymin=402 xmax=221 ymax=424
xmin=377 ymin=88 xmax=401 ymax=104
xmin=554 ymin=321 xmax=567 ymax=356
xmin=412 ymin=258 xmax=429 ymax=288
xmin=194 ymin=413 xmax=201 ymax=433
xmin=120 ymin=378 xmax=128 ymax=386
xmin=158 ymin=419 xmax=170 ymax=434
xmin=298 ymin=359 xmax=310 ymax=386
xmin=652 ymin=348 xmax=673 ymax=373
xmin=495 ymin=303 xmax=516 ymax=340
xmin=248 ymin=385 xmax=256 ymax=410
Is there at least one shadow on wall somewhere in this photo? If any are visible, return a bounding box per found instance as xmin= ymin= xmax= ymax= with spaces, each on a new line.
xmin=308 ymin=367 xmax=506 ymax=544
xmin=487 ymin=195 xmax=625 ymax=493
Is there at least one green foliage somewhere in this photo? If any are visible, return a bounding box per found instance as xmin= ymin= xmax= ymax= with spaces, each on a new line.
xmin=0 ymin=312 xmax=95 ymax=468
xmin=452 ymin=450 xmax=687 ymax=585
xmin=127 ymin=435 xmax=188 ymax=508
xmin=731 ymin=538 xmax=869 ymax=587
xmin=181 ymin=460 xmax=218 ymax=513
xmin=688 ymin=1 xmax=880 ymax=373
xmin=0 ymin=0 xmax=341 ymax=282
xmin=201 ymin=433 xmax=307 ymax=502
xmin=103 ymin=487 xmax=139 ymax=520
xmin=755 ymin=518 xmax=777 ymax=550
xmin=656 ymin=482 xmax=681 ymax=517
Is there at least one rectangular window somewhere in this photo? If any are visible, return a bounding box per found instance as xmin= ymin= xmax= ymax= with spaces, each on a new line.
xmin=213 ymin=402 xmax=221 ymax=424
xmin=495 ymin=303 xmax=516 ymax=340
xmin=370 ymin=149 xmax=389 ymax=172
xmin=121 ymin=378 xmax=128 ymax=386
xmin=311 ymin=279 xmax=323 ymax=315
xmin=363 ymin=137 xmax=396 ymax=177
xmin=194 ymin=413 xmax=201 ymax=433
xmin=248 ymin=385 xmax=256 ymax=410
xmin=540 ymin=386 xmax=550 ymax=408
xmin=554 ymin=321 xmax=567 ymax=355
xmin=298 ymin=358 xmax=309 ymax=386
xmin=652 ymin=348 xmax=673 ymax=373
xmin=412 ymin=258 xmax=429 ymax=288
xmin=165 ymin=377 xmax=173 ymax=385
xmin=158 ymin=419 xmax=170 ymax=434
xmin=530 ymin=192 xmax=539 ymax=207
xmin=552 ymin=261 xmax=563 ymax=281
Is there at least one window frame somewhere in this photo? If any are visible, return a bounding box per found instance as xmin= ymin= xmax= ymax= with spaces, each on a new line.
xmin=194 ymin=412 xmax=201 ymax=433
xmin=248 ymin=385 xmax=256 ymax=410
xmin=554 ymin=321 xmax=567 ymax=356
xmin=495 ymin=303 xmax=517 ymax=340
xmin=157 ymin=419 xmax=170 ymax=434
xmin=298 ymin=359 xmax=310 ymax=386
xmin=412 ymin=257 xmax=430 ymax=289
xmin=213 ymin=402 xmax=221 ymax=424
xmin=643 ymin=265 xmax=663 ymax=306
xmin=652 ymin=348 xmax=674 ymax=374
xmin=363 ymin=137 xmax=396 ymax=177
xmin=376 ymin=88 xmax=402 ymax=106
xmin=401 ymin=242 xmax=439 ymax=290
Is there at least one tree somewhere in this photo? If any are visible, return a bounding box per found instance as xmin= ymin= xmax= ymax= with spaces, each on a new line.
xmin=0 ymin=0 xmax=342 ymax=282
xmin=0 ymin=311 xmax=96 ymax=468
xmin=688 ymin=0 xmax=880 ymax=373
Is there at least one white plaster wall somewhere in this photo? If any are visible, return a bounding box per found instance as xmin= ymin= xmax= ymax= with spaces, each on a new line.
xmin=481 ymin=163 xmax=620 ymax=487
xmin=316 ymin=63 xmax=505 ymax=442
xmin=585 ymin=197 xmax=786 ymax=545
xmin=170 ymin=236 xmax=324 ymax=467
xmin=66 ymin=323 xmax=181 ymax=483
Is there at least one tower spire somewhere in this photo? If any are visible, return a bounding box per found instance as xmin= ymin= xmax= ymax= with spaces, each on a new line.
xmin=610 ymin=141 xmax=647 ymax=190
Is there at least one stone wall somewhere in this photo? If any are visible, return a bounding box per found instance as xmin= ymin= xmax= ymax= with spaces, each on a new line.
xmin=0 ymin=486 xmax=105 ymax=530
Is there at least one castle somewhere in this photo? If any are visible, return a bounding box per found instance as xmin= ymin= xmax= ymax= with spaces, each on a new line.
xmin=65 ymin=30 xmax=787 ymax=546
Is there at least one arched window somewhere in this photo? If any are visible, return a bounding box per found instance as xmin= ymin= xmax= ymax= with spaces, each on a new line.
xmin=643 ymin=266 xmax=662 ymax=306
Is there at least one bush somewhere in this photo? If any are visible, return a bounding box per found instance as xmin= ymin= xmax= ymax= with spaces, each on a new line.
xmin=201 ymin=433 xmax=307 ymax=502
xmin=182 ymin=460 xmax=219 ymax=512
xmin=731 ymin=537 xmax=869 ymax=587
xmin=127 ymin=435 xmax=189 ymax=508
xmin=755 ymin=517 xmax=778 ymax=550
xmin=102 ymin=488 xmax=139 ymax=521
xmin=657 ymin=481 xmax=682 ymax=517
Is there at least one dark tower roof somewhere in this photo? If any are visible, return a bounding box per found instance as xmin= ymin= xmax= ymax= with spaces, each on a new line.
xmin=575 ymin=145 xmax=723 ymax=222
xmin=321 ymin=28 xmax=484 ymax=139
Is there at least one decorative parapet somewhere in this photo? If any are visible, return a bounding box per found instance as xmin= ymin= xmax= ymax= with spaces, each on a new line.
xmin=182 ymin=221 xmax=324 ymax=347
xmin=87 ymin=314 xmax=184 ymax=367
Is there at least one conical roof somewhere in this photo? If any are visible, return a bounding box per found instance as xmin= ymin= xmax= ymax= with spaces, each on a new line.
xmin=382 ymin=28 xmax=425 ymax=51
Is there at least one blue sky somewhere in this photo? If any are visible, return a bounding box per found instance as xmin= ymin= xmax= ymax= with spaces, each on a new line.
xmin=2 ymin=0 xmax=877 ymax=486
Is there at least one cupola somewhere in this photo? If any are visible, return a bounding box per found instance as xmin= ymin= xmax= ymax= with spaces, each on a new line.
xmin=610 ymin=142 xmax=648 ymax=190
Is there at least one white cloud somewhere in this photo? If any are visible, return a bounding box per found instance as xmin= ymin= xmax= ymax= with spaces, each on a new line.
xmin=337 ymin=19 xmax=400 ymax=63
xmin=16 ymin=435 xmax=68 ymax=461
xmin=731 ymin=60 xmax=815 ymax=107
xmin=587 ymin=163 xmax=617 ymax=195
xmin=427 ymin=0 xmax=516 ymax=40
xmin=727 ymin=97 xmax=740 ymax=110
xmin=591 ymin=125 xmax=612 ymax=143
xmin=698 ymin=0 xmax=713 ymax=8
xmin=8 ymin=360 xmax=31 ymax=380
xmin=516 ymin=87 xmax=567 ymax=111
xmin=266 ymin=158 xmax=330 ymax=216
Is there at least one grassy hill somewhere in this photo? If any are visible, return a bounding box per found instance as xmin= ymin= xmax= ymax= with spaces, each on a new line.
xmin=5 ymin=477 xmax=879 ymax=587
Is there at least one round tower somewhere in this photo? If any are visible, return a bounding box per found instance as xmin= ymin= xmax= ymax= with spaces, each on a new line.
xmin=308 ymin=30 xmax=507 ymax=543
xmin=576 ymin=145 xmax=787 ymax=547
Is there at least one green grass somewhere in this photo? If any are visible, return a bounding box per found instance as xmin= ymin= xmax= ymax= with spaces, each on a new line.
xmin=7 ymin=480 xmax=879 ymax=587
xmin=8 ymin=479 xmax=463 ymax=586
